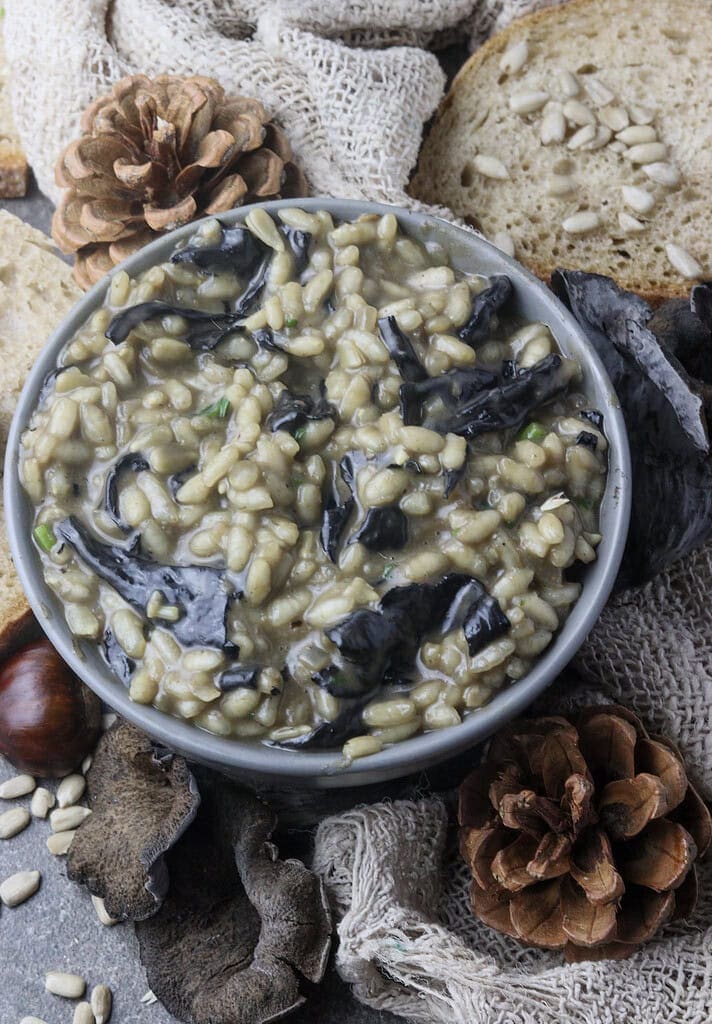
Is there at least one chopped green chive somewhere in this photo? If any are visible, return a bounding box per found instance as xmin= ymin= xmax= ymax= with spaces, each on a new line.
xmin=195 ymin=397 xmax=231 ymax=419
xmin=517 ymin=421 xmax=547 ymax=443
xmin=574 ymin=496 xmax=593 ymax=510
xmin=382 ymin=563 xmax=397 ymax=579
xmin=294 ymin=426 xmax=307 ymax=444
xmin=285 ymin=317 xmax=298 ymax=329
xmin=291 ymin=474 xmax=305 ymax=488
xmin=33 ymin=524 xmax=56 ymax=552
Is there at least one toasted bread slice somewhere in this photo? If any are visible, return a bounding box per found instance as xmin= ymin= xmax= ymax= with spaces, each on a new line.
xmin=411 ymin=0 xmax=711 ymax=302
xmin=0 ymin=211 xmax=81 ymax=655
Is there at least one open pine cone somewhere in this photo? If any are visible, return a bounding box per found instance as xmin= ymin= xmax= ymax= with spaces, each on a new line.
xmin=52 ymin=74 xmax=307 ymax=289
xmin=459 ymin=705 xmax=711 ymax=962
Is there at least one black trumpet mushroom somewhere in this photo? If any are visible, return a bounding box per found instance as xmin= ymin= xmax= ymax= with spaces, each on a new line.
xmin=457 ymin=275 xmax=513 ymax=348
xmin=55 ymin=517 xmax=233 ymax=650
xmin=552 ymin=270 xmax=712 ymax=586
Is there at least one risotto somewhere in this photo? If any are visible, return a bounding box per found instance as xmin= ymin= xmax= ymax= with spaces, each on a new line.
xmin=19 ymin=207 xmax=608 ymax=759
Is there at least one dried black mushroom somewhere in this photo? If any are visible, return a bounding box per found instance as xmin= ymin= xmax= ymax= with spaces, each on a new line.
xmin=399 ymin=366 xmax=498 ymax=427
xmin=106 ymin=301 xmax=244 ymax=351
xmin=136 ymin=781 xmax=331 ymax=1024
xmin=580 ymin=409 xmax=604 ymax=430
xmin=171 ymin=226 xmax=266 ymax=274
xmin=377 ymin=316 xmax=427 ymax=382
xmin=282 ymin=227 xmax=311 ymax=277
xmin=67 ymin=720 xmax=200 ymax=922
xmin=576 ymin=431 xmax=598 ymax=450
xmin=319 ymin=457 xmax=358 ymax=563
xmin=216 ymin=664 xmax=261 ymax=692
xmin=102 ymin=628 xmax=135 ymax=683
xmin=457 ymin=275 xmax=513 ymax=348
xmin=351 ymin=505 xmax=408 ymax=551
xmin=430 ymin=354 xmax=572 ymax=438
xmin=103 ymin=452 xmax=149 ymax=530
xmin=55 ymin=517 xmax=232 ymax=649
xmin=266 ymin=388 xmax=336 ymax=435
xmin=280 ymin=573 xmax=510 ymax=749
xmin=552 ymin=269 xmax=712 ymax=585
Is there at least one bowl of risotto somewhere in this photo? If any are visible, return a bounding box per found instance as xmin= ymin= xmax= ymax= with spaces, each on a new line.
xmin=5 ymin=198 xmax=630 ymax=788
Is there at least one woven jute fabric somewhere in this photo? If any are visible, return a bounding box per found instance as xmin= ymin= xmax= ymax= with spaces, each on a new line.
xmin=5 ymin=2 xmax=709 ymax=1021
xmin=314 ymin=543 xmax=712 ymax=1023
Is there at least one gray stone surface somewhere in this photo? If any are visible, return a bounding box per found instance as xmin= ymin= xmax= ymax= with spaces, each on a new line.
xmin=0 ymin=185 xmax=409 ymax=1024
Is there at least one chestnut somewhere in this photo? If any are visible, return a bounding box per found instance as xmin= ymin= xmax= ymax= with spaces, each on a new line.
xmin=0 ymin=639 xmax=102 ymax=776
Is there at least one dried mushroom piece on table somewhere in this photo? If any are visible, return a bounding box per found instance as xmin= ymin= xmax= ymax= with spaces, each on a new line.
xmin=136 ymin=782 xmax=331 ymax=1024
xmin=458 ymin=704 xmax=711 ymax=962
xmin=552 ymin=270 xmax=712 ymax=586
xmin=67 ymin=719 xmax=200 ymax=921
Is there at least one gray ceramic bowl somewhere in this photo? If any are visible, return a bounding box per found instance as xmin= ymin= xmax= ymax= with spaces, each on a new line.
xmin=4 ymin=198 xmax=631 ymax=789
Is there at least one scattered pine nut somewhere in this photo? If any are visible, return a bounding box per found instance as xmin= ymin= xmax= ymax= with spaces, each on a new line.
xmin=20 ymin=1017 xmax=49 ymax=1024
xmin=0 ymin=774 xmax=36 ymax=799
xmin=46 ymin=830 xmax=76 ymax=856
xmin=91 ymin=984 xmax=113 ymax=1024
xmin=141 ymin=991 xmax=158 ymax=1005
xmin=56 ymin=774 xmax=87 ymax=809
xmin=665 ymin=243 xmax=703 ymax=279
xmin=50 ymin=806 xmax=91 ymax=832
xmin=102 ymin=713 xmax=117 ymax=731
xmin=30 ymin=788 xmax=55 ymax=819
xmin=0 ymin=869 xmax=41 ymax=907
xmin=73 ymin=1003 xmax=95 ymax=1024
xmin=562 ymin=211 xmax=601 ymax=235
xmin=0 ymin=807 xmax=31 ymax=839
xmin=81 ymin=755 xmax=93 ymax=774
xmin=45 ymin=971 xmax=86 ymax=999
xmin=499 ymin=40 xmax=529 ymax=75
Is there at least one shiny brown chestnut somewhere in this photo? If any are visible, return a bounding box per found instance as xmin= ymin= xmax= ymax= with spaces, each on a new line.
xmin=0 ymin=639 xmax=102 ymax=776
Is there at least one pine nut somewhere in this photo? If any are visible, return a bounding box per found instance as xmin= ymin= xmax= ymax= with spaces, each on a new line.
xmin=0 ymin=774 xmax=36 ymax=799
xmin=665 ymin=244 xmax=703 ymax=279
xmin=363 ymin=699 xmax=417 ymax=728
xmin=50 ymin=806 xmax=92 ymax=832
xmin=20 ymin=1017 xmax=49 ymax=1024
xmin=473 ymin=154 xmax=509 ymax=180
xmin=30 ymin=787 xmax=55 ymax=818
xmin=424 ymin=703 xmax=461 ymax=730
xmin=567 ymin=124 xmax=596 ymax=150
xmin=56 ymin=774 xmax=87 ymax=808
xmin=342 ymin=735 xmax=383 ymax=760
xmin=73 ymin=1003 xmax=95 ymax=1024
xmin=625 ymin=141 xmax=666 ymax=164
xmin=562 ymin=211 xmax=601 ymax=235
xmin=598 ymin=105 xmax=629 ymax=132
xmin=510 ymin=90 xmax=549 ymax=114
xmin=583 ymin=77 xmax=614 ymax=107
xmin=618 ymin=212 xmax=646 ymax=233
xmin=45 ymin=971 xmax=86 ymax=999
xmin=643 ymin=162 xmax=680 ymax=187
xmin=557 ymin=70 xmax=579 ymax=97
xmin=616 ymin=124 xmax=656 ymax=146
xmin=0 ymin=869 xmax=41 ymax=906
xmin=0 ymin=807 xmax=31 ymax=838
xmin=629 ymin=103 xmax=656 ymax=125
xmin=91 ymin=984 xmax=113 ymax=1024
xmin=46 ymin=830 xmax=76 ymax=855
xmin=621 ymin=186 xmax=655 ymax=214
xmin=245 ymin=208 xmax=284 ymax=251
xmin=562 ymin=99 xmax=596 ymax=126
xmin=499 ymin=40 xmax=528 ymax=74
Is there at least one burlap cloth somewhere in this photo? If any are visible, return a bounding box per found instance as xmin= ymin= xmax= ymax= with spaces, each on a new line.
xmin=3 ymin=2 xmax=710 ymax=1021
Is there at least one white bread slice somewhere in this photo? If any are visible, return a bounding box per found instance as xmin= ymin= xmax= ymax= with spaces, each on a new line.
xmin=411 ymin=0 xmax=711 ymax=302
xmin=0 ymin=29 xmax=27 ymax=197
xmin=0 ymin=211 xmax=81 ymax=655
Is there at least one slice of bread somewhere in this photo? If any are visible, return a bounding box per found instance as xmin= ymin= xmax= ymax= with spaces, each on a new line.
xmin=0 ymin=211 xmax=81 ymax=656
xmin=411 ymin=0 xmax=711 ymax=302
xmin=0 ymin=30 xmax=27 ymax=198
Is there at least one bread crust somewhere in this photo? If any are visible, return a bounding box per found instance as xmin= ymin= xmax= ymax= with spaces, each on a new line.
xmin=411 ymin=0 xmax=708 ymax=304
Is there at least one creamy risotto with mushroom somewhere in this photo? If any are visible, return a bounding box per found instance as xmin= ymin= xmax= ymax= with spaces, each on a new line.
xmin=20 ymin=207 xmax=608 ymax=759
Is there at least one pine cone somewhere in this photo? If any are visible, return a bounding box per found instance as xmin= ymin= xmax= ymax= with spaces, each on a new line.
xmin=52 ymin=74 xmax=307 ymax=289
xmin=459 ymin=706 xmax=711 ymax=962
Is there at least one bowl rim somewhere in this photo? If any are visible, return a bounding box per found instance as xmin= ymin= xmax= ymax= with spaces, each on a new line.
xmin=4 ymin=197 xmax=631 ymax=784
